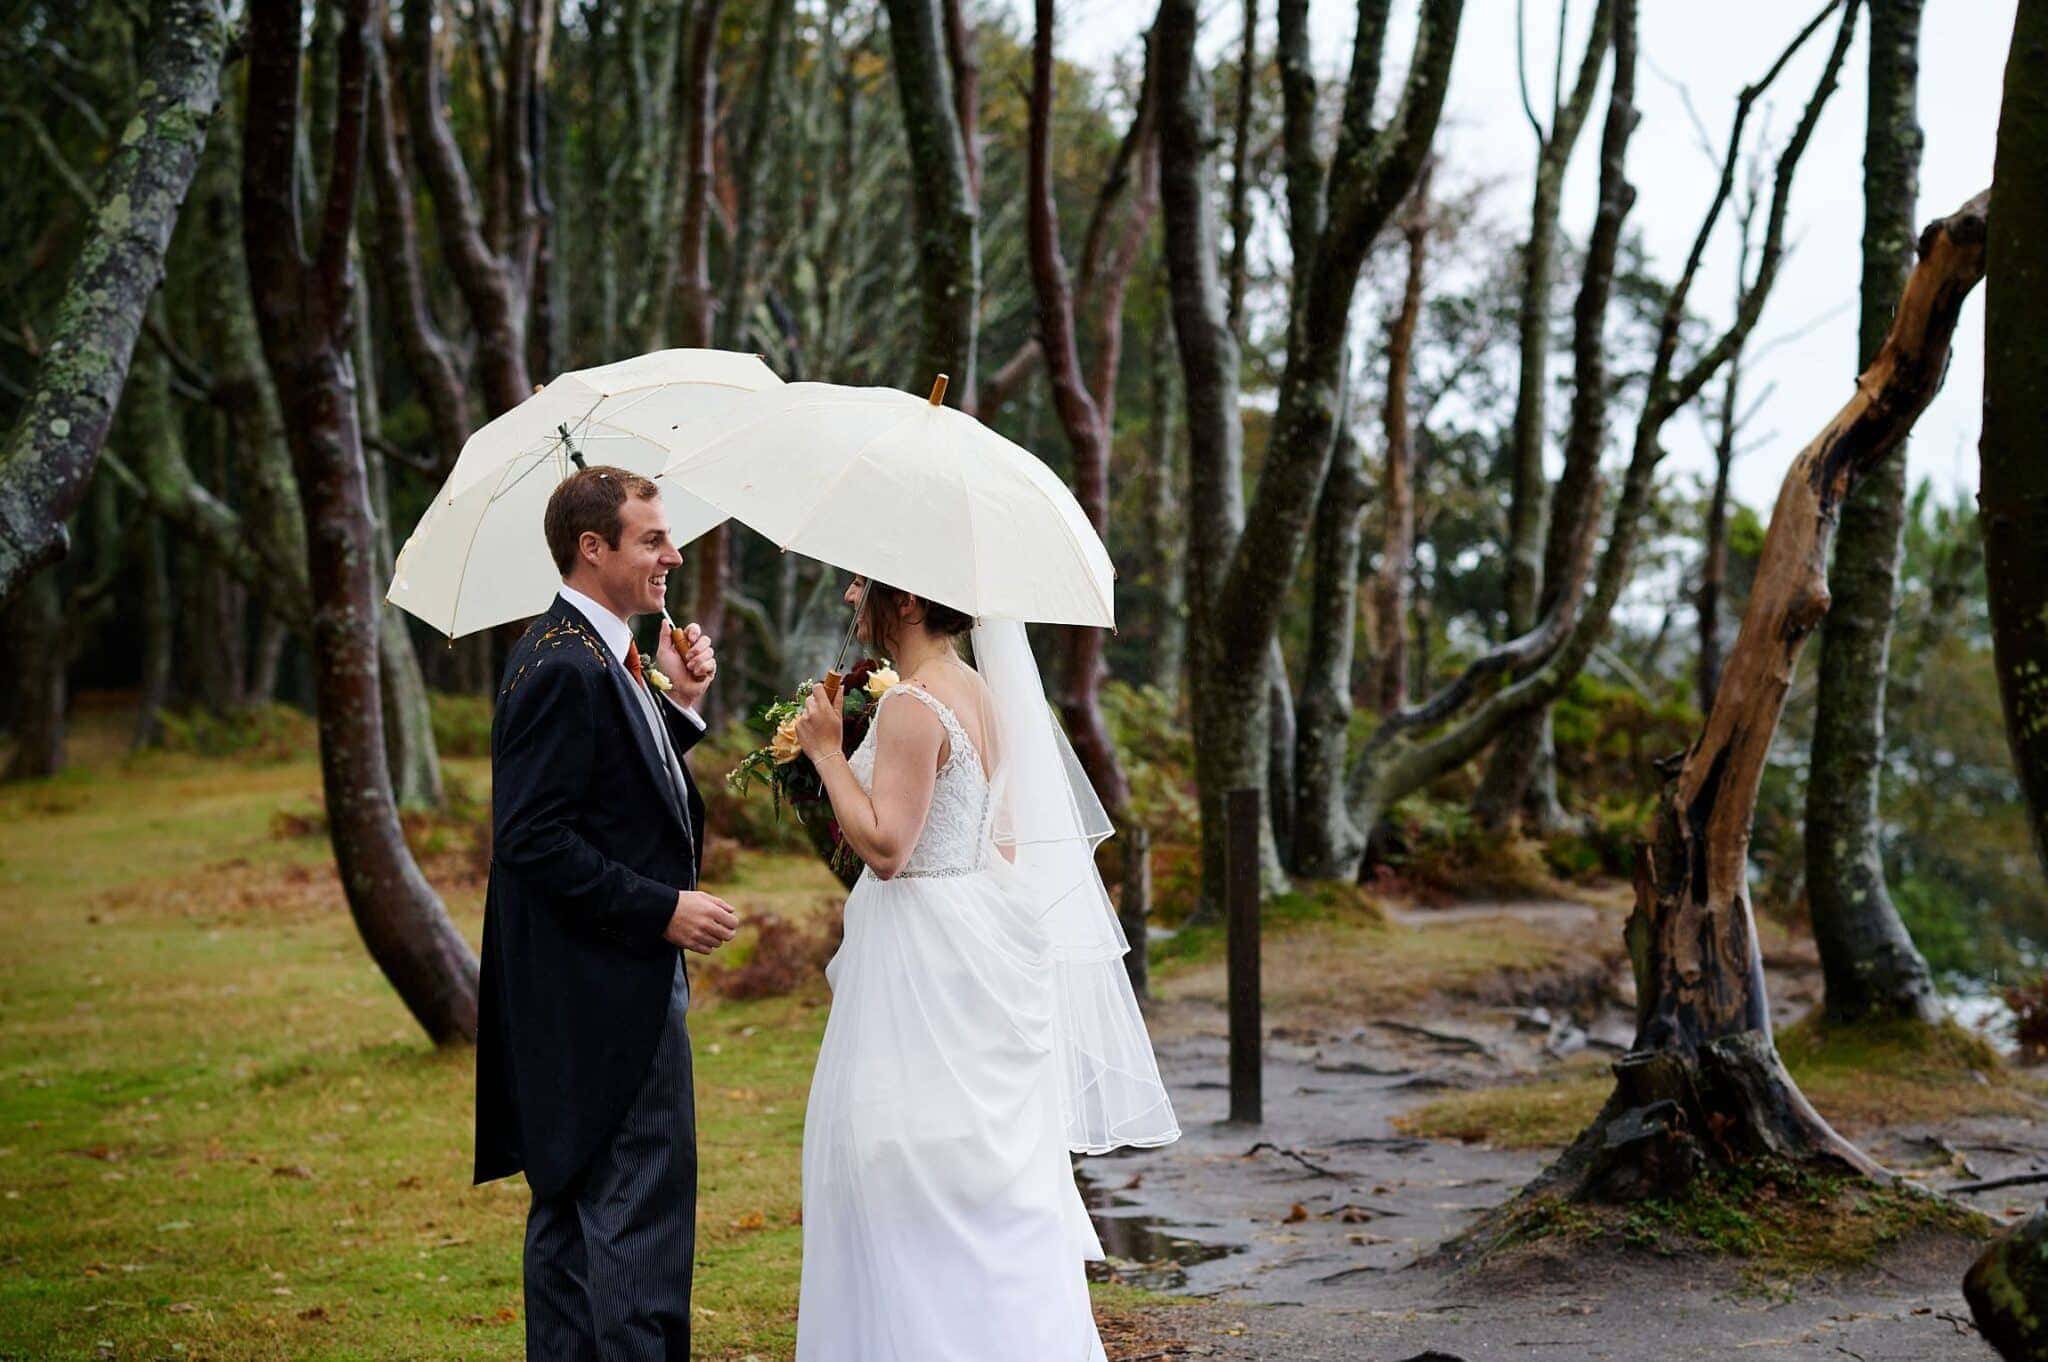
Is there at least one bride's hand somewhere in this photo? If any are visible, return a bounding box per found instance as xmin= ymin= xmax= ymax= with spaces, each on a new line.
xmin=794 ymin=681 xmax=844 ymax=764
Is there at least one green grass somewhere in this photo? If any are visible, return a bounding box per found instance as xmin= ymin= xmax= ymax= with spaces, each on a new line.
xmin=1149 ymin=881 xmax=1596 ymax=1024
xmin=0 ymin=707 xmax=1172 ymax=1360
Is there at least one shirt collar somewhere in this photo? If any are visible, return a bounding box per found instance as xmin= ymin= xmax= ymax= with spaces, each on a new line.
xmin=558 ymin=584 xmax=636 ymax=666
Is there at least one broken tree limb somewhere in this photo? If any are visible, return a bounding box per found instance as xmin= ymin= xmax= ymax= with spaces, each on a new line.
xmin=1527 ymin=189 xmax=1989 ymax=1204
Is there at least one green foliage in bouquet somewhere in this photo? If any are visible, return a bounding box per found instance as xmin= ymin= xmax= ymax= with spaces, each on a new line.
xmin=725 ymin=659 xmax=898 ymax=880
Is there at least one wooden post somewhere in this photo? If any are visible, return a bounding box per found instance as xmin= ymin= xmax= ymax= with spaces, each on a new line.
xmin=1226 ymin=786 xmax=1261 ymax=1124
xmin=1118 ymin=824 xmax=1151 ymax=1001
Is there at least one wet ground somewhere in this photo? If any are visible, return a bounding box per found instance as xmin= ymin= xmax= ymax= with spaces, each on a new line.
xmin=1080 ymin=902 xmax=2048 ymax=1362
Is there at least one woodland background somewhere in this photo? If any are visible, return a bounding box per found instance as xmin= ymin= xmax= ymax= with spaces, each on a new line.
xmin=4 ymin=0 xmax=2048 ymax=1357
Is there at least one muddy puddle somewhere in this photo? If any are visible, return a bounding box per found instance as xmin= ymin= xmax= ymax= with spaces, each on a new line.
xmin=1076 ymin=1164 xmax=1245 ymax=1291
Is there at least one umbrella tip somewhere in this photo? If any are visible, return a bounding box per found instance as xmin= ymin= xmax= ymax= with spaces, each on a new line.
xmin=928 ymin=374 xmax=949 ymax=407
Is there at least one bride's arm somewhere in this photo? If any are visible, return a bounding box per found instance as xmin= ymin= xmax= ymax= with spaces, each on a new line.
xmin=795 ymin=687 xmax=944 ymax=879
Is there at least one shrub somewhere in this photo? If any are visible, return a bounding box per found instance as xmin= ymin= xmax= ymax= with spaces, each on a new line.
xmin=1375 ymin=792 xmax=1559 ymax=901
xmin=429 ymin=692 xmax=494 ymax=759
xmin=159 ymin=703 xmax=318 ymax=762
xmin=1551 ymin=672 xmax=1697 ymax=807
xmin=1541 ymin=795 xmax=1653 ymax=882
xmin=694 ymin=720 xmax=811 ymax=854
xmin=2000 ymin=974 xmax=2048 ymax=1062
xmin=1101 ymin=682 xmax=1199 ymax=845
xmin=701 ymin=909 xmax=842 ymax=1000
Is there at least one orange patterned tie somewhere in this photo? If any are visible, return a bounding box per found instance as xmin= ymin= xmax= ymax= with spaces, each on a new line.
xmin=624 ymin=645 xmax=645 ymax=685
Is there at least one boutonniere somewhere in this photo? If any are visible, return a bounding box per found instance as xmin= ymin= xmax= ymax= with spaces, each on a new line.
xmin=641 ymin=654 xmax=674 ymax=692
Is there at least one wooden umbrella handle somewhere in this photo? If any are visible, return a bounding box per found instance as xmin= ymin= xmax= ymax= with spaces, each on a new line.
xmin=822 ymin=670 xmax=843 ymax=704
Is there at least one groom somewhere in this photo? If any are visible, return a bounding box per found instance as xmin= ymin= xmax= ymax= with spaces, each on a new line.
xmin=475 ymin=464 xmax=740 ymax=1360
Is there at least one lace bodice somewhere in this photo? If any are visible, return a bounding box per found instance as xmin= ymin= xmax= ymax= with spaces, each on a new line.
xmin=846 ymin=684 xmax=993 ymax=878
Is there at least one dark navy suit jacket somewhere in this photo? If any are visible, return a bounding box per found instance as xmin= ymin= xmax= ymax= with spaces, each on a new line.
xmin=474 ymin=595 xmax=706 ymax=1199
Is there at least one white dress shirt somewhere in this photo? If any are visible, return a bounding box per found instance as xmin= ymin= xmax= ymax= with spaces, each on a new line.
xmin=558 ymin=583 xmax=707 ymax=733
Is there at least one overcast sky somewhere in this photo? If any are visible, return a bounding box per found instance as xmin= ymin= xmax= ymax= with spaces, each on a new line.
xmin=1015 ymin=0 xmax=2015 ymax=514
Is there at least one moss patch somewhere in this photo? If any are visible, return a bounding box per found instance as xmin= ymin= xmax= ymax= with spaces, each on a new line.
xmin=1480 ymin=1159 xmax=1992 ymax=1284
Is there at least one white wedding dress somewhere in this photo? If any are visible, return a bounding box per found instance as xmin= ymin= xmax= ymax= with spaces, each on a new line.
xmin=796 ymin=682 xmax=1114 ymax=1362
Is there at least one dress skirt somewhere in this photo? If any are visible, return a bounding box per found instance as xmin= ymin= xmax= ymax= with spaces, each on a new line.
xmin=795 ymin=865 xmax=1106 ymax=1362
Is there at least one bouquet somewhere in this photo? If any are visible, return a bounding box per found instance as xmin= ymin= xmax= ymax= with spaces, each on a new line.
xmin=726 ymin=657 xmax=901 ymax=873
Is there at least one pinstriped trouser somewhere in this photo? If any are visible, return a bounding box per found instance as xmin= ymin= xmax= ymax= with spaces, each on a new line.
xmin=524 ymin=956 xmax=696 ymax=1361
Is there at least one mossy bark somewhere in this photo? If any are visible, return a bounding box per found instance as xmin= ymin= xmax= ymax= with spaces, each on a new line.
xmin=0 ymin=0 xmax=229 ymax=604
xmin=881 ymin=0 xmax=981 ymax=406
xmin=1156 ymin=0 xmax=1257 ymax=919
xmin=1805 ymin=0 xmax=1941 ymax=1028
xmin=1967 ymin=1203 xmax=2048 ymax=1361
xmin=1983 ymin=0 xmax=2048 ymax=881
xmin=1966 ymin=12 xmax=2048 ymax=1346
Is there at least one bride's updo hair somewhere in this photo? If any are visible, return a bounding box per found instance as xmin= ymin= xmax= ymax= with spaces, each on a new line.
xmin=860 ymin=579 xmax=974 ymax=655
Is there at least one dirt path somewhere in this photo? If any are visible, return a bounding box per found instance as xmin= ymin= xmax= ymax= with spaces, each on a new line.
xmin=1086 ymin=902 xmax=2042 ymax=1362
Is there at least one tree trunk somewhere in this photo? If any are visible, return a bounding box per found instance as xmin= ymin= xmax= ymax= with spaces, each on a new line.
xmin=672 ymin=0 xmax=728 ymax=720
xmin=1967 ymin=15 xmax=2048 ymax=1348
xmin=3 ymin=568 xmax=66 ymax=781
xmin=1143 ymin=278 xmax=1188 ymax=701
xmin=1120 ymin=824 xmax=1152 ymax=1001
xmin=356 ymin=291 xmax=444 ymax=811
xmin=249 ymin=611 xmax=291 ymax=707
xmin=1805 ymin=0 xmax=1941 ymax=1027
xmin=1373 ymin=178 xmax=1431 ymax=715
xmin=717 ymin=0 xmax=793 ymax=356
xmin=1496 ymin=0 xmax=1614 ymax=670
xmin=0 ymin=0 xmax=229 ymax=604
xmin=364 ymin=32 xmax=475 ymax=473
xmin=1697 ymin=357 xmax=1736 ymax=708
xmin=1155 ymin=0 xmax=1256 ymax=918
xmin=1526 ymin=192 xmax=1986 ymax=1206
xmin=1225 ymin=0 xmax=1259 ymax=337
xmin=400 ymin=0 xmax=537 ymax=420
xmin=245 ymin=0 xmax=479 ymax=1046
xmin=1982 ymin=0 xmax=2048 ymax=882
xmin=191 ymin=112 xmax=310 ymax=612
xmin=1200 ymin=0 xmax=1461 ymax=911
xmin=132 ymin=515 xmax=174 ymax=751
xmin=882 ymin=0 xmax=980 ymax=406
xmin=1292 ymin=405 xmax=1369 ymax=879
xmin=1469 ymin=2 xmax=1612 ymax=833
xmin=1266 ymin=641 xmax=1297 ymax=886
xmin=1026 ymin=0 xmax=1141 ymax=821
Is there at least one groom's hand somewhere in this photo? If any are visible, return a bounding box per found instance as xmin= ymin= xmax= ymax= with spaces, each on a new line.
xmin=665 ymin=890 xmax=739 ymax=953
xmin=659 ymin=621 xmax=716 ymax=711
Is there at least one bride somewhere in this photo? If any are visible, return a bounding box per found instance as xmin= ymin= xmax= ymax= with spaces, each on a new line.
xmin=790 ymin=575 xmax=1179 ymax=1361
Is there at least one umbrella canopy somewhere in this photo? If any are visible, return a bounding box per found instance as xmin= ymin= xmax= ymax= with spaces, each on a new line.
xmin=387 ymin=349 xmax=781 ymax=637
xmin=659 ymin=380 xmax=1115 ymax=628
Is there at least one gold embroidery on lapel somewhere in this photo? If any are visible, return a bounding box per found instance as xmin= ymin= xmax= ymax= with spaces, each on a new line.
xmin=499 ymin=618 xmax=612 ymax=699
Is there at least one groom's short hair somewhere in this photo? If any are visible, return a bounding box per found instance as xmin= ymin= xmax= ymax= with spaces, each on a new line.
xmin=544 ymin=465 xmax=662 ymax=574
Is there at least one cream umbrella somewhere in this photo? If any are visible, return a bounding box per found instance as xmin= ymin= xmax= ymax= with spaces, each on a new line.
xmin=656 ymin=376 xmax=1115 ymax=631
xmin=387 ymin=348 xmax=781 ymax=637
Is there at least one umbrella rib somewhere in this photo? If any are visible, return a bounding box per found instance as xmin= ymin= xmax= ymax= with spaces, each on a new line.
xmin=954 ymin=415 xmax=987 ymax=619
xmin=774 ymin=406 xmax=922 ymax=552
xmin=448 ymin=455 xmax=526 ymax=637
